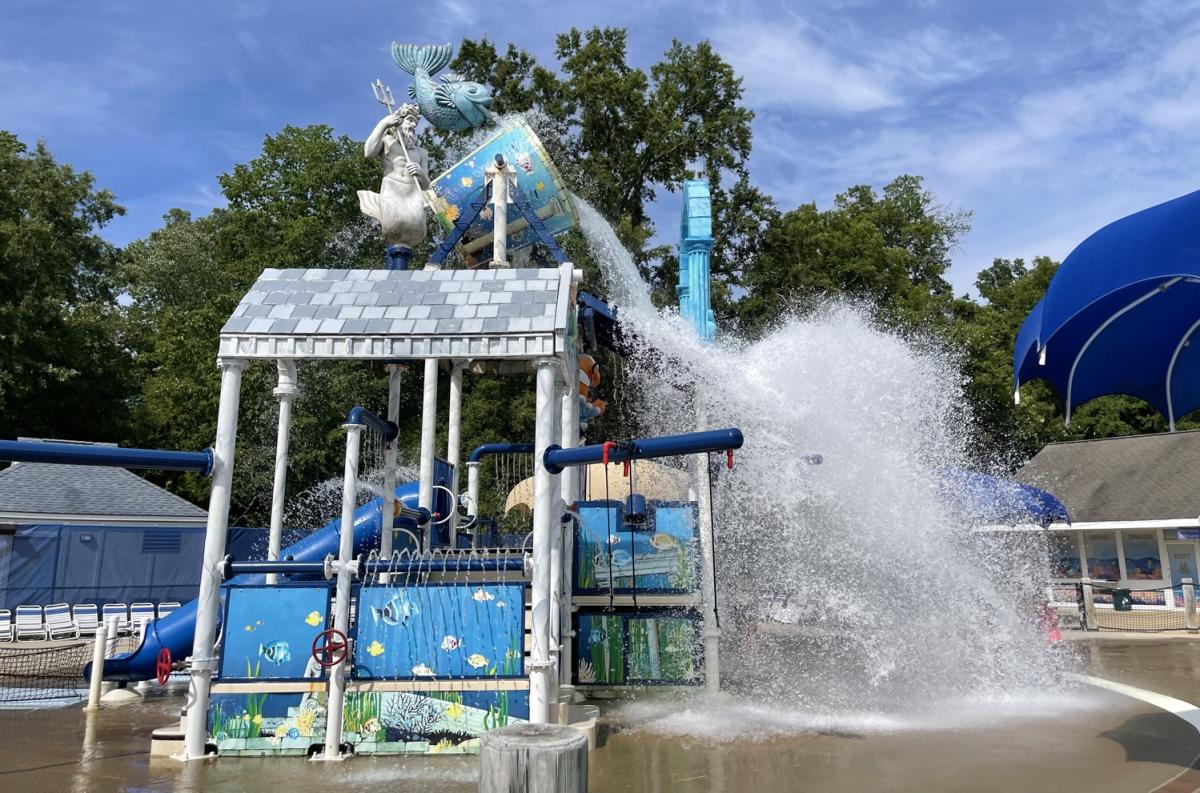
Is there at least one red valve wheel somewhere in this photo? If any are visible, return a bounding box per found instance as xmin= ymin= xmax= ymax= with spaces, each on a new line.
xmin=156 ymin=648 xmax=172 ymax=685
xmin=727 ymin=449 xmax=735 ymax=470
xmin=311 ymin=628 xmax=349 ymax=668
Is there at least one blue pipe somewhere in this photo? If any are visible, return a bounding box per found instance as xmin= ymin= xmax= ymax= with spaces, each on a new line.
xmin=542 ymin=428 xmax=744 ymax=474
xmin=468 ymin=442 xmax=535 ymax=463
xmin=344 ymin=406 xmax=399 ymax=443
xmin=0 ymin=439 xmax=213 ymax=475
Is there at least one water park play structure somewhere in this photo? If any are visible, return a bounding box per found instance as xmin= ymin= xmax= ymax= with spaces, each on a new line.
xmin=0 ymin=39 xmax=1093 ymax=779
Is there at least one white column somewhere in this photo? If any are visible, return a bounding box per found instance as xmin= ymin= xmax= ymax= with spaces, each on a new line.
xmin=266 ymin=360 xmax=297 ymax=585
xmin=447 ymin=362 xmax=466 ymax=547
xmin=466 ymin=461 xmax=481 ymax=547
xmin=559 ymin=389 xmax=580 ymax=687
xmin=419 ymin=359 xmax=439 ymax=551
xmin=183 ymin=358 xmax=245 ymax=760
xmin=695 ymin=400 xmax=721 ymax=692
xmin=547 ymin=381 xmax=564 ymax=711
xmin=488 ymin=161 xmax=509 ymax=267
xmin=530 ymin=358 xmax=558 ymax=723
xmin=324 ymin=424 xmax=362 ymax=761
xmin=380 ymin=364 xmax=403 ymax=583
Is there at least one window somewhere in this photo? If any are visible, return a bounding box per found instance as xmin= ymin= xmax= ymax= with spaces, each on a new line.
xmin=141 ymin=530 xmax=181 ymax=554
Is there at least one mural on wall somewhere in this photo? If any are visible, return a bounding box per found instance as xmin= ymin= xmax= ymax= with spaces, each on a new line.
xmin=574 ymin=502 xmax=698 ymax=595
xmin=209 ymin=689 xmax=529 ymax=756
xmin=219 ymin=585 xmax=330 ymax=681
xmin=354 ymin=583 xmax=524 ymax=679
xmin=429 ymin=118 xmax=576 ymax=266
xmin=1050 ymin=533 xmax=1082 ymax=578
xmin=1122 ymin=531 xmax=1163 ymax=580
xmin=574 ymin=610 xmax=700 ymax=687
xmin=1084 ymin=532 xmax=1120 ymax=581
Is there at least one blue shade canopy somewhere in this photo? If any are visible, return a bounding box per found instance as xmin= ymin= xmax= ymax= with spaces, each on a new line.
xmin=1013 ymin=189 xmax=1200 ymax=428
xmin=940 ymin=468 xmax=1070 ymax=527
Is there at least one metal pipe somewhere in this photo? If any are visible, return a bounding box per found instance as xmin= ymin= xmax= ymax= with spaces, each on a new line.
xmin=558 ymin=390 xmax=580 ymax=688
xmin=530 ymin=359 xmax=557 ymax=724
xmin=542 ymin=428 xmax=744 ymax=474
xmin=324 ymin=424 xmax=362 ymax=760
xmin=85 ymin=621 xmax=107 ymax=711
xmin=267 ymin=360 xmax=298 ymax=585
xmin=466 ymin=461 xmax=481 ymax=547
xmin=468 ymin=442 xmax=536 ymax=463
xmin=344 ymin=405 xmax=399 ymax=443
xmin=223 ymin=557 xmax=527 ymax=577
xmin=419 ymin=359 xmax=439 ymax=550
xmin=490 ymin=156 xmax=509 ymax=266
xmin=0 ymin=439 xmax=214 ymax=475
xmin=547 ymin=381 xmax=563 ymax=712
xmin=447 ymin=362 xmax=465 ymax=546
xmin=184 ymin=359 xmax=245 ymax=760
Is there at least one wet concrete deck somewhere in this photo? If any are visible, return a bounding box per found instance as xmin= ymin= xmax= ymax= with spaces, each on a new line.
xmin=1 ymin=640 xmax=1198 ymax=792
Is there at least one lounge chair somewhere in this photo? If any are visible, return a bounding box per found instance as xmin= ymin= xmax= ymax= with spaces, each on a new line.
xmin=0 ymin=610 xmax=12 ymax=642
xmin=130 ymin=602 xmax=156 ymax=635
xmin=72 ymin=604 xmax=100 ymax=637
xmin=14 ymin=605 xmax=47 ymax=641
xmin=44 ymin=603 xmax=78 ymax=640
xmin=156 ymin=601 xmax=181 ymax=620
xmin=101 ymin=603 xmax=129 ymax=635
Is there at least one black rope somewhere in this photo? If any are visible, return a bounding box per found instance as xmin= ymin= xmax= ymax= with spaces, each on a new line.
xmin=603 ymin=463 xmax=615 ymax=612
xmin=628 ymin=458 xmax=638 ymax=609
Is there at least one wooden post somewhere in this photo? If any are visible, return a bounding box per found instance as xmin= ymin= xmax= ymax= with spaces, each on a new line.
xmin=1184 ymin=578 xmax=1197 ymax=632
xmin=480 ymin=724 xmax=587 ymax=793
xmin=1080 ymin=577 xmax=1097 ymax=630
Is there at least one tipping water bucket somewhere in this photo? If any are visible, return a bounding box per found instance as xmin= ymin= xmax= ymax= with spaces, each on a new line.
xmin=428 ymin=118 xmax=576 ymax=266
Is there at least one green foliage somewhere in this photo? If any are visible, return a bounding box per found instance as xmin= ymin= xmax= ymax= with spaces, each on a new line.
xmin=0 ymin=132 xmax=132 ymax=441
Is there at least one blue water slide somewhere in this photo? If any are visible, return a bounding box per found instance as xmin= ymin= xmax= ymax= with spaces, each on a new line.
xmin=92 ymin=479 xmax=429 ymax=682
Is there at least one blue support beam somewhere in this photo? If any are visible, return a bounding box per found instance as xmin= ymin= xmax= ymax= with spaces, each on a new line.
xmin=0 ymin=439 xmax=214 ymax=475
xmin=542 ymin=428 xmax=744 ymax=474
xmin=344 ymin=406 xmax=399 ymax=443
xmin=468 ymin=442 xmax=535 ymax=463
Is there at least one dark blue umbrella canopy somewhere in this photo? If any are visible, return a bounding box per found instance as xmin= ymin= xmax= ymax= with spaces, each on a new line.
xmin=940 ymin=467 xmax=1069 ymax=527
xmin=1014 ymin=189 xmax=1200 ymax=428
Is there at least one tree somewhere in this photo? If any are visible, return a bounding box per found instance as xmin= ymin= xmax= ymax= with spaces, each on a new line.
xmin=0 ymin=132 xmax=132 ymax=441
xmin=734 ymin=175 xmax=971 ymax=336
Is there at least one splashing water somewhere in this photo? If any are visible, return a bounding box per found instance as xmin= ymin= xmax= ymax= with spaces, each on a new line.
xmin=574 ymin=198 xmax=1074 ymax=724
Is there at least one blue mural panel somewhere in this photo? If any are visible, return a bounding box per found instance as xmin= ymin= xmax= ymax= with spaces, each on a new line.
xmin=219 ymin=585 xmax=330 ymax=681
xmin=573 ymin=501 xmax=698 ymax=595
xmin=353 ymin=583 xmax=524 ymax=680
xmin=573 ymin=609 xmax=701 ymax=686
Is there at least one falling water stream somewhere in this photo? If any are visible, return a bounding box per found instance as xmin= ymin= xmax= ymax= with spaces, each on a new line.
xmin=574 ymin=198 xmax=1088 ymax=735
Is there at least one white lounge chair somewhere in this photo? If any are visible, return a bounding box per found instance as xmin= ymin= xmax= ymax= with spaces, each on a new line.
xmin=72 ymin=604 xmax=100 ymax=637
xmin=102 ymin=603 xmax=130 ymax=635
xmin=0 ymin=610 xmax=12 ymax=642
xmin=130 ymin=602 xmax=156 ymax=634
xmin=156 ymin=601 xmax=181 ymax=620
xmin=44 ymin=603 xmax=78 ymax=640
xmin=14 ymin=605 xmax=47 ymax=641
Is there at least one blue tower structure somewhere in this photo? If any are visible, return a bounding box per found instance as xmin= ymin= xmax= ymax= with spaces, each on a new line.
xmin=677 ymin=179 xmax=716 ymax=342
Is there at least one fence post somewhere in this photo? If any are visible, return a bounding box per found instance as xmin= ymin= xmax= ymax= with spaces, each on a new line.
xmin=1080 ymin=578 xmax=1097 ymax=630
xmin=1184 ymin=578 xmax=1198 ymax=632
xmin=85 ymin=622 xmax=108 ymax=711
xmin=105 ymin=616 xmax=120 ymax=656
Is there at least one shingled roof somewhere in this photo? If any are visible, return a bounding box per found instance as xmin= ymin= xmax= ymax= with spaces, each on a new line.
xmin=218 ymin=264 xmax=577 ymax=365
xmin=1015 ymin=430 xmax=1200 ymax=524
xmin=0 ymin=462 xmax=208 ymax=526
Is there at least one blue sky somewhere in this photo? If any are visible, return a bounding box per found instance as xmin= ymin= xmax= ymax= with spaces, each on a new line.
xmin=4 ymin=0 xmax=1199 ymax=296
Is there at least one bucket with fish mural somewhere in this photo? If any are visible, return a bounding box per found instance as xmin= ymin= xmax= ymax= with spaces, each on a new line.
xmin=428 ymin=118 xmax=577 ymax=266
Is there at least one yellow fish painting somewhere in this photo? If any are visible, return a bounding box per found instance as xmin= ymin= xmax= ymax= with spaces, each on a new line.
xmin=649 ymin=533 xmax=678 ymax=552
xmin=367 ymin=641 xmax=386 ymax=657
xmin=466 ymin=653 xmax=489 ymax=669
xmin=445 ymin=701 xmax=464 ymax=720
xmin=243 ymin=625 xmax=255 ymax=632
xmin=304 ymin=611 xmax=323 ymax=627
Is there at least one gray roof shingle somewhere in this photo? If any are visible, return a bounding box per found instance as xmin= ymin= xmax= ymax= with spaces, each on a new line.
xmin=1015 ymin=430 xmax=1200 ymax=523
xmin=219 ymin=265 xmax=576 ymax=362
xmin=0 ymin=462 xmax=207 ymax=522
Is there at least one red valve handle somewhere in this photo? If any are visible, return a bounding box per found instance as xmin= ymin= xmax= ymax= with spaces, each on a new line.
xmin=601 ymin=440 xmax=616 ymax=466
xmin=311 ymin=628 xmax=349 ymax=669
xmin=156 ymin=648 xmax=173 ymax=685
xmin=727 ymin=449 xmax=734 ymax=470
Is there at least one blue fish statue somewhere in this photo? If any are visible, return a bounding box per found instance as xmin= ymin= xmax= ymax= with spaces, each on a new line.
xmin=371 ymin=592 xmax=419 ymax=627
xmin=258 ymin=640 xmax=291 ymax=665
xmin=391 ymin=43 xmax=493 ymax=131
